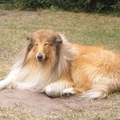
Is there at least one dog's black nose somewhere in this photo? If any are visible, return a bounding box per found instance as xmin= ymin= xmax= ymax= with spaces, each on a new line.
xmin=37 ymin=54 xmax=43 ymax=61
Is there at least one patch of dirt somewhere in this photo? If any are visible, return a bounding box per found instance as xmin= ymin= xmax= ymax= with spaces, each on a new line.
xmin=0 ymin=89 xmax=95 ymax=117
xmin=1 ymin=88 xmax=117 ymax=118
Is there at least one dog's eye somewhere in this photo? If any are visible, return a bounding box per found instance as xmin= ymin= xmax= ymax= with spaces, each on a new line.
xmin=34 ymin=44 xmax=38 ymax=46
xmin=44 ymin=44 xmax=48 ymax=46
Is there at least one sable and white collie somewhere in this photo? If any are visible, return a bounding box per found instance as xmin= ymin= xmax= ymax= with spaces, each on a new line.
xmin=1 ymin=29 xmax=120 ymax=99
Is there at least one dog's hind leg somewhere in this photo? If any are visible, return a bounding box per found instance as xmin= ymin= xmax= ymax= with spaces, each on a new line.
xmin=62 ymin=84 xmax=109 ymax=99
xmin=62 ymin=80 xmax=91 ymax=97
xmin=81 ymin=84 xmax=109 ymax=99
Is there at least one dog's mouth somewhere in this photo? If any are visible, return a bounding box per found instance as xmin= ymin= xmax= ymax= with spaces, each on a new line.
xmin=38 ymin=59 xmax=44 ymax=62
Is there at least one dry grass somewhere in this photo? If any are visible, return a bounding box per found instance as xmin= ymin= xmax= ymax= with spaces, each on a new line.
xmin=0 ymin=10 xmax=120 ymax=119
xmin=59 ymin=93 xmax=120 ymax=120
xmin=0 ymin=107 xmax=41 ymax=120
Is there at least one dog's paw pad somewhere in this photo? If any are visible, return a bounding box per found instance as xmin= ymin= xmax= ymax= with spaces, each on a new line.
xmin=62 ymin=92 xmax=72 ymax=97
xmin=62 ymin=88 xmax=75 ymax=97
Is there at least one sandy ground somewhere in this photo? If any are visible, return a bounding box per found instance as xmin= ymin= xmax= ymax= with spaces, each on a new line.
xmin=0 ymin=89 xmax=93 ymax=117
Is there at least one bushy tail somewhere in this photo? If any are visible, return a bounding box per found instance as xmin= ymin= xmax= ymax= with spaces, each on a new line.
xmin=81 ymin=84 xmax=109 ymax=99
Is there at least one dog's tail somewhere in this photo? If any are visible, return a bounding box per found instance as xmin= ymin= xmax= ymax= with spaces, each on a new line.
xmin=81 ymin=84 xmax=109 ymax=99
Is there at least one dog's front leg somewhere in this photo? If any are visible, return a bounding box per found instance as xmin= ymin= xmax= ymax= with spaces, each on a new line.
xmin=0 ymin=69 xmax=20 ymax=90
xmin=0 ymin=78 xmax=11 ymax=90
xmin=42 ymin=80 xmax=70 ymax=98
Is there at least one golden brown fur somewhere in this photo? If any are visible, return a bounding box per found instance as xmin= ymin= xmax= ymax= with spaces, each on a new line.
xmin=1 ymin=29 xmax=120 ymax=99
xmin=71 ymin=45 xmax=120 ymax=98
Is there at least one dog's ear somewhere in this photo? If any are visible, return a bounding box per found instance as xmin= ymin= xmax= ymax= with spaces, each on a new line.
xmin=26 ymin=33 xmax=34 ymax=51
xmin=22 ymin=33 xmax=33 ymax=67
xmin=27 ymin=33 xmax=32 ymax=41
xmin=48 ymin=33 xmax=62 ymax=45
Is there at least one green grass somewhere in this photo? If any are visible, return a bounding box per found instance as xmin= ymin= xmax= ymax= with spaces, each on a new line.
xmin=0 ymin=10 xmax=120 ymax=119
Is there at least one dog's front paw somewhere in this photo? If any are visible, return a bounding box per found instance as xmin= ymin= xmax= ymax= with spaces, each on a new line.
xmin=0 ymin=80 xmax=7 ymax=90
xmin=43 ymin=85 xmax=60 ymax=98
xmin=62 ymin=88 xmax=75 ymax=97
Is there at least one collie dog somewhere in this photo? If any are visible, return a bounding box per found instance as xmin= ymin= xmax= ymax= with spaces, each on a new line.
xmin=1 ymin=29 xmax=120 ymax=99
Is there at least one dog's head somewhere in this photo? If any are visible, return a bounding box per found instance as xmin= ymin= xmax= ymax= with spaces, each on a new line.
xmin=25 ymin=30 xmax=62 ymax=64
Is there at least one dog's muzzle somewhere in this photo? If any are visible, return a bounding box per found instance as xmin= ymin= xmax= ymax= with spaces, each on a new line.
xmin=36 ymin=53 xmax=44 ymax=61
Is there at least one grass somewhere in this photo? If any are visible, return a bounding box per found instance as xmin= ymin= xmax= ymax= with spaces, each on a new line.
xmin=60 ymin=95 xmax=120 ymax=120
xmin=0 ymin=10 xmax=120 ymax=119
xmin=0 ymin=107 xmax=41 ymax=120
